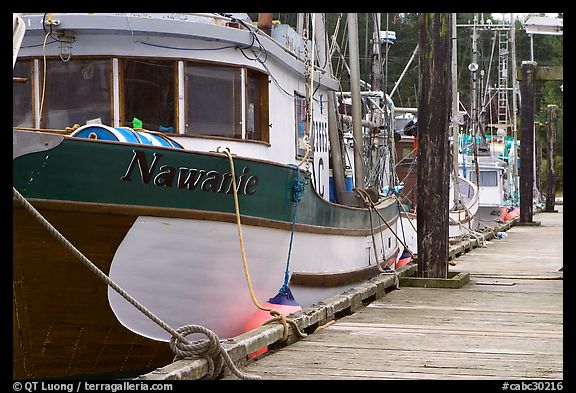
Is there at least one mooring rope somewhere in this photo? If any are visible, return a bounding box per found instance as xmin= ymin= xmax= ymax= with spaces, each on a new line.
xmin=12 ymin=186 xmax=261 ymax=380
xmin=220 ymin=148 xmax=307 ymax=341
xmin=354 ymin=189 xmax=415 ymax=259
xmin=353 ymin=189 xmax=412 ymax=289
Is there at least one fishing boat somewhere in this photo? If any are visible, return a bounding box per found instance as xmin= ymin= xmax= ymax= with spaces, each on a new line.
xmin=390 ymin=120 xmax=480 ymax=257
xmin=13 ymin=13 xmax=405 ymax=379
xmin=459 ymin=134 xmax=520 ymax=223
xmin=456 ymin=14 xmax=521 ymax=228
xmin=381 ymin=13 xmax=481 ymax=254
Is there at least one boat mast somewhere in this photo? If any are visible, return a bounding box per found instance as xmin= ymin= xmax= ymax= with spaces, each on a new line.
xmin=470 ymin=15 xmax=479 ymax=144
xmin=469 ymin=14 xmax=482 ymax=189
xmin=510 ymin=13 xmax=519 ymax=204
xmin=297 ymin=13 xmax=305 ymax=34
xmin=450 ymin=13 xmax=461 ymax=208
xmin=371 ymin=13 xmax=382 ymax=92
xmin=347 ymin=13 xmax=366 ymax=191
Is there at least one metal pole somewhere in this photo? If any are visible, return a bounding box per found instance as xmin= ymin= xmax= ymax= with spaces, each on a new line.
xmin=347 ymin=13 xmax=366 ymax=190
xmin=371 ymin=13 xmax=382 ymax=92
xmin=297 ymin=13 xmax=304 ymax=34
xmin=470 ymin=15 xmax=479 ymax=141
xmin=510 ymin=13 xmax=519 ymax=204
xmin=390 ymin=44 xmax=419 ymax=97
xmin=451 ymin=13 xmax=460 ymax=208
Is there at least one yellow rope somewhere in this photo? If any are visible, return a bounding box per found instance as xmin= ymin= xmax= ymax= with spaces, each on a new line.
xmin=221 ymin=148 xmax=307 ymax=341
xmin=223 ymin=148 xmax=268 ymax=310
xmin=297 ymin=136 xmax=312 ymax=167
xmin=64 ymin=124 xmax=81 ymax=133
xmin=39 ymin=31 xmax=51 ymax=127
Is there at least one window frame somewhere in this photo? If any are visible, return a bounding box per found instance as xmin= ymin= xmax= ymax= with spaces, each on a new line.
xmin=14 ymin=56 xmax=271 ymax=146
xmin=36 ymin=56 xmax=114 ymax=130
xmin=183 ymin=60 xmax=243 ymax=139
xmin=119 ymin=57 xmax=178 ymax=132
xmin=12 ymin=59 xmax=35 ymax=128
xmin=470 ymin=170 xmax=499 ymax=187
xmin=244 ymin=67 xmax=270 ymax=143
xmin=181 ymin=60 xmax=270 ymax=144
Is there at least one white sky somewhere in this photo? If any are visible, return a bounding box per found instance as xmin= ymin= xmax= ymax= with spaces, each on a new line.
xmin=490 ymin=13 xmax=562 ymax=22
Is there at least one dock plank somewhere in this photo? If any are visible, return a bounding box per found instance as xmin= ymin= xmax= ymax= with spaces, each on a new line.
xmin=223 ymin=207 xmax=563 ymax=380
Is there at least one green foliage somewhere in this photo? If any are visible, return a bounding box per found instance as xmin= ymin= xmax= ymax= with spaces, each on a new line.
xmin=540 ymin=155 xmax=563 ymax=194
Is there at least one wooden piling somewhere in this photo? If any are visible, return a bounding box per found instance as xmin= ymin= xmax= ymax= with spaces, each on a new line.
xmin=416 ymin=13 xmax=451 ymax=278
xmin=545 ymin=104 xmax=558 ymax=212
xmin=535 ymin=123 xmax=542 ymax=194
xmin=519 ymin=61 xmax=537 ymax=223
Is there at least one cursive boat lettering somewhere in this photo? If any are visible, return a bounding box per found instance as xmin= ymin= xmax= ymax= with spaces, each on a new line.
xmin=154 ymin=165 xmax=176 ymax=187
xmin=120 ymin=150 xmax=162 ymax=184
xmin=121 ymin=149 xmax=259 ymax=195
xmin=178 ymin=168 xmax=207 ymax=190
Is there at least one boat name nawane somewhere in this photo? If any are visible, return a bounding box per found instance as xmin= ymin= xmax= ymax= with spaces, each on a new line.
xmin=121 ymin=149 xmax=260 ymax=195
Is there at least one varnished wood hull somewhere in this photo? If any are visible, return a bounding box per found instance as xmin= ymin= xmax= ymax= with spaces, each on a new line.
xmin=13 ymin=203 xmax=174 ymax=379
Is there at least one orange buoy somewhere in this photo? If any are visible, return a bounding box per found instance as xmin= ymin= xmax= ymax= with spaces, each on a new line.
xmin=244 ymin=286 xmax=302 ymax=358
xmin=500 ymin=206 xmax=520 ymax=222
xmin=396 ymin=249 xmax=412 ymax=268
xmin=505 ymin=207 xmax=520 ymax=221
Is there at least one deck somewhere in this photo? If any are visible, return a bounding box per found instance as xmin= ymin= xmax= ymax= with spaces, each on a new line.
xmin=222 ymin=206 xmax=563 ymax=380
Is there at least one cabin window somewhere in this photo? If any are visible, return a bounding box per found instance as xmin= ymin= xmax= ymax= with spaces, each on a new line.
xmin=245 ymin=69 xmax=269 ymax=142
xmin=294 ymin=92 xmax=307 ymax=158
xmin=470 ymin=170 xmax=498 ymax=187
xmin=185 ymin=63 xmax=242 ymax=138
xmin=122 ymin=59 xmax=176 ymax=132
xmin=39 ymin=58 xmax=112 ymax=129
xmin=16 ymin=55 xmax=270 ymax=141
xmin=13 ymin=60 xmax=33 ymax=128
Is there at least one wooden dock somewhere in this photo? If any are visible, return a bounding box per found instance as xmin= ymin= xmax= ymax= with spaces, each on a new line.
xmin=223 ymin=207 xmax=563 ymax=380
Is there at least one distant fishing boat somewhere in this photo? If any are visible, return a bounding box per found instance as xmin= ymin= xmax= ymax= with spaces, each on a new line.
xmin=383 ymin=13 xmax=482 ymax=255
xmin=457 ymin=14 xmax=521 ymax=226
xmin=13 ymin=13 xmax=405 ymax=379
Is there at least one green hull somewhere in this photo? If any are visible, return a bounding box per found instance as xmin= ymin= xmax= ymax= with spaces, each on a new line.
xmin=13 ymin=133 xmax=398 ymax=231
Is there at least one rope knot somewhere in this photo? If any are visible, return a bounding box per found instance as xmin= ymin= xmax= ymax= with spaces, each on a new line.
xmin=169 ymin=325 xmax=225 ymax=379
xmin=289 ymin=164 xmax=306 ymax=204
xmin=293 ymin=179 xmax=305 ymax=203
